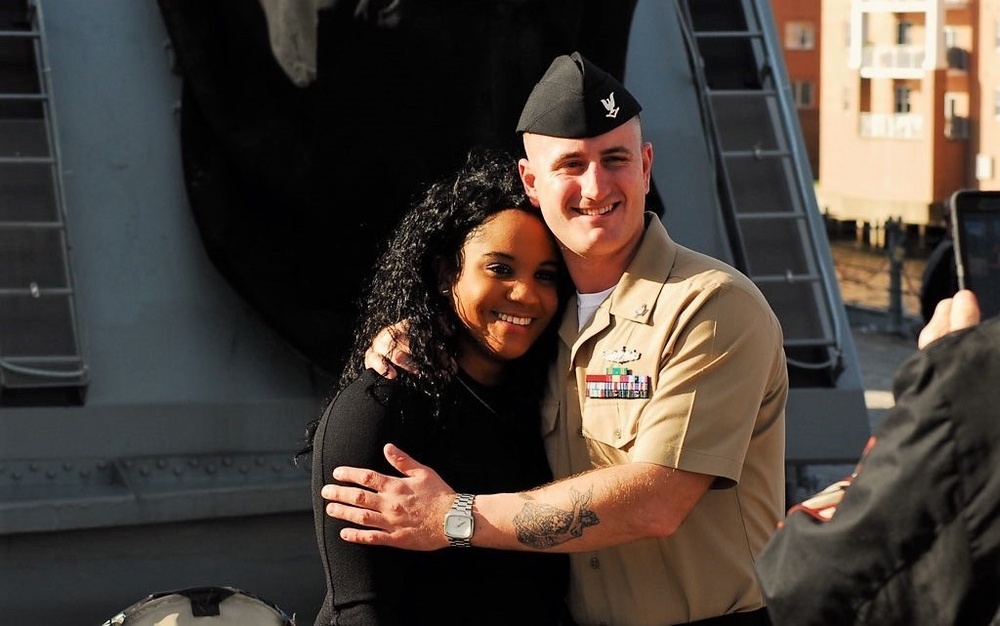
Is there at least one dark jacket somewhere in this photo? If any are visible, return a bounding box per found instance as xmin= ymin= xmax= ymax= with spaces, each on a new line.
xmin=919 ymin=238 xmax=958 ymax=324
xmin=756 ymin=317 xmax=1000 ymax=625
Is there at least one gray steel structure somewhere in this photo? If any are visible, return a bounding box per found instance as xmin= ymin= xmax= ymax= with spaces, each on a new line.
xmin=0 ymin=1 xmax=869 ymax=623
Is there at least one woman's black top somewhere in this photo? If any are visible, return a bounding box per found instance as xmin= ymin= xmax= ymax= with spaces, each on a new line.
xmin=311 ymin=369 xmax=568 ymax=626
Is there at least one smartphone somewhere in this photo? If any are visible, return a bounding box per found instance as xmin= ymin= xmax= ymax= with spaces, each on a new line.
xmin=949 ymin=190 xmax=1000 ymax=319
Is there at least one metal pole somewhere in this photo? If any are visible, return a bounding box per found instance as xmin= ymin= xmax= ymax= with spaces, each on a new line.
xmin=886 ymin=217 xmax=904 ymax=335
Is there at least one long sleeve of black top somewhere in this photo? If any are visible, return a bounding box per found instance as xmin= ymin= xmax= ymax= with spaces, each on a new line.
xmin=310 ymin=369 xmax=567 ymax=626
xmin=311 ymin=370 xmax=407 ymax=626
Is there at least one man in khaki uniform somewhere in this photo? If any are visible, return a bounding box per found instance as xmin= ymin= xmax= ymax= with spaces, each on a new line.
xmin=322 ymin=52 xmax=787 ymax=625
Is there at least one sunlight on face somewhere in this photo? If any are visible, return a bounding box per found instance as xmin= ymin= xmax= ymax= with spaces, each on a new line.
xmin=449 ymin=209 xmax=560 ymax=384
xmin=519 ymin=118 xmax=652 ymax=271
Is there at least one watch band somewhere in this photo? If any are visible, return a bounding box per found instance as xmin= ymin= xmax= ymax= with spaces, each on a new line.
xmin=447 ymin=493 xmax=475 ymax=548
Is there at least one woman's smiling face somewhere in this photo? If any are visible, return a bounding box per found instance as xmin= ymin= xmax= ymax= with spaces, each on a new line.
xmin=448 ymin=208 xmax=560 ymax=384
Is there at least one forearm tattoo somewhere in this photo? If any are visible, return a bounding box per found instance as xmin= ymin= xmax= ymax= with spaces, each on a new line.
xmin=513 ymin=486 xmax=600 ymax=549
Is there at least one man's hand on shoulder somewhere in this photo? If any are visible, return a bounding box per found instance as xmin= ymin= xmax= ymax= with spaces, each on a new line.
xmin=365 ymin=321 xmax=416 ymax=379
xmin=322 ymin=443 xmax=455 ymax=551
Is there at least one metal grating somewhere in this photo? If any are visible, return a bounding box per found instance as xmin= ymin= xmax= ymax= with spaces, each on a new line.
xmin=676 ymin=0 xmax=846 ymax=385
xmin=0 ymin=0 xmax=86 ymax=404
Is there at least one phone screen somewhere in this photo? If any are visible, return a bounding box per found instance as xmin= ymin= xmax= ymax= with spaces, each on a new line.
xmin=950 ymin=190 xmax=1000 ymax=319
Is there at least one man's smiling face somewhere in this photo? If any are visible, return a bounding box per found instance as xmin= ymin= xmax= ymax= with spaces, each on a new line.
xmin=518 ymin=117 xmax=652 ymax=268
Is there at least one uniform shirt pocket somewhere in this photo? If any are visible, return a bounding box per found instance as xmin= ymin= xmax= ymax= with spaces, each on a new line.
xmin=581 ymin=400 xmax=643 ymax=464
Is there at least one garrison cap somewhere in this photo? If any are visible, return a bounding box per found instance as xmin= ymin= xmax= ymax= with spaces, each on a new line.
xmin=516 ymin=51 xmax=641 ymax=138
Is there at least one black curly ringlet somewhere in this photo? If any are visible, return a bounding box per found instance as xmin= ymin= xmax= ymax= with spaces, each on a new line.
xmin=301 ymin=149 xmax=567 ymax=454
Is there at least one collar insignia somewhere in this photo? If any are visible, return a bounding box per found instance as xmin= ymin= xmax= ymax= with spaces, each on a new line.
xmin=602 ymin=346 xmax=640 ymax=363
xmin=601 ymin=91 xmax=619 ymax=118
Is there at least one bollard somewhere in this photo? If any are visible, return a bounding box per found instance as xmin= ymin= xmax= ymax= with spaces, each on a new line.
xmin=886 ymin=217 xmax=905 ymax=335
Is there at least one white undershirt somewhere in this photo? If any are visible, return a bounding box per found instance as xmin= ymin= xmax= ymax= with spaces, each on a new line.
xmin=577 ymin=285 xmax=616 ymax=331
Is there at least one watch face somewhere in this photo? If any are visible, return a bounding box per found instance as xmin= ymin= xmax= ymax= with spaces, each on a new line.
xmin=444 ymin=513 xmax=473 ymax=540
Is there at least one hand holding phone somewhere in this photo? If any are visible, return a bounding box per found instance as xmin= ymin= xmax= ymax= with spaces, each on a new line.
xmin=949 ymin=190 xmax=1000 ymax=319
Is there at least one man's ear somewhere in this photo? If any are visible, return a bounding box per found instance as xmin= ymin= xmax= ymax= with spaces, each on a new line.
xmin=518 ymin=157 xmax=541 ymax=208
xmin=641 ymin=141 xmax=653 ymax=194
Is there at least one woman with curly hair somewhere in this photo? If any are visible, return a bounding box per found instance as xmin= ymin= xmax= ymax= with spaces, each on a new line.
xmin=308 ymin=150 xmax=570 ymax=625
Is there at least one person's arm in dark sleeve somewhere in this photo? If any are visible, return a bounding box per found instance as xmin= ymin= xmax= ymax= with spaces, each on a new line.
xmin=756 ymin=309 xmax=1000 ymax=625
xmin=754 ymin=347 xmax=943 ymax=624
xmin=311 ymin=372 xmax=403 ymax=626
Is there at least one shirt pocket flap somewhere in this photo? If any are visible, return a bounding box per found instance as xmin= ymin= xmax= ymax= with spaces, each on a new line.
xmin=582 ymin=401 xmax=640 ymax=450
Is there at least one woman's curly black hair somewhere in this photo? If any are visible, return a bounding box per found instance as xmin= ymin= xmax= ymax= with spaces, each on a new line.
xmin=302 ymin=148 xmax=568 ymax=452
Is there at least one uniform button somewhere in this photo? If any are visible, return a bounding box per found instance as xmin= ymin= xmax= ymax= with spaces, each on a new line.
xmin=635 ymin=303 xmax=648 ymax=316
xmin=613 ymin=428 xmax=621 ymax=439
xmin=589 ymin=556 xmax=600 ymax=569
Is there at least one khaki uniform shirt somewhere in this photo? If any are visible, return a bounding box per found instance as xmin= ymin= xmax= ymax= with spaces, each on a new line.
xmin=542 ymin=216 xmax=787 ymax=626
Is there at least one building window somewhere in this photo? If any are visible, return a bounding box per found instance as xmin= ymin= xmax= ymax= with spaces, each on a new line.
xmin=785 ymin=21 xmax=815 ymax=50
xmin=791 ymin=81 xmax=815 ymax=108
xmin=897 ymin=21 xmax=912 ymax=46
xmin=944 ymin=26 xmax=958 ymax=50
xmin=945 ymin=94 xmax=958 ymax=119
xmin=945 ymin=93 xmax=968 ymax=140
xmin=977 ymin=154 xmax=994 ymax=181
xmin=894 ymin=85 xmax=911 ymax=114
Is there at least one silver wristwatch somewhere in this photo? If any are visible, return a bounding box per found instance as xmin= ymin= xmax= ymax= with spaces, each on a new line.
xmin=443 ymin=493 xmax=476 ymax=547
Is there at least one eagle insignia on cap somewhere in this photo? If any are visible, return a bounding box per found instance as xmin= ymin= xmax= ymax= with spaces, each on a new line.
xmin=601 ymin=92 xmax=619 ymax=119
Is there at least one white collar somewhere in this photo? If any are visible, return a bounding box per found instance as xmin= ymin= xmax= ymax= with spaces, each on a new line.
xmin=576 ymin=285 xmax=616 ymax=331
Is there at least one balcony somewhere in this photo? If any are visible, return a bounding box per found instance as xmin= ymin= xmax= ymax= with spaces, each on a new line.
xmin=861 ymin=45 xmax=927 ymax=77
xmin=860 ymin=113 xmax=923 ymax=139
xmin=856 ymin=0 xmax=935 ymax=11
xmin=945 ymin=116 xmax=969 ymax=140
